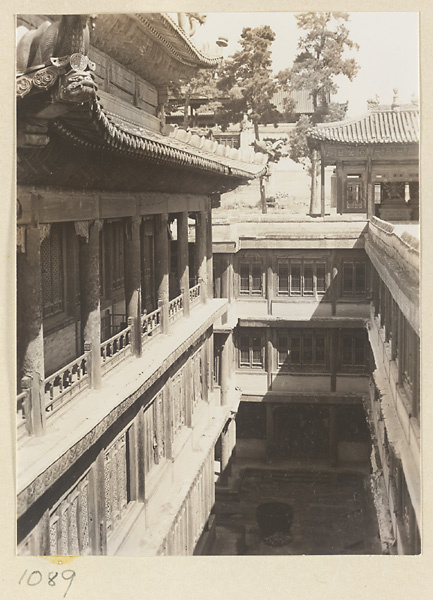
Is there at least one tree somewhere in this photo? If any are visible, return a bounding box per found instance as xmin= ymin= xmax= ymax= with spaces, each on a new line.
xmin=285 ymin=12 xmax=359 ymax=215
xmin=216 ymin=26 xmax=281 ymax=139
xmin=168 ymin=69 xmax=221 ymax=129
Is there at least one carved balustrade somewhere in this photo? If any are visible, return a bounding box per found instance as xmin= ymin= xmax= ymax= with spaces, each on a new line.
xmin=100 ymin=325 xmax=132 ymax=374
xmin=141 ymin=307 xmax=162 ymax=344
xmin=44 ymin=353 xmax=89 ymax=416
xmin=189 ymin=283 xmax=201 ymax=307
xmin=168 ymin=293 xmax=184 ymax=323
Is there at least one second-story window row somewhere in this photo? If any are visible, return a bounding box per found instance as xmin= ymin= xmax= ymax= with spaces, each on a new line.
xmin=277 ymin=260 xmax=327 ymax=297
xmin=277 ymin=331 xmax=327 ymax=370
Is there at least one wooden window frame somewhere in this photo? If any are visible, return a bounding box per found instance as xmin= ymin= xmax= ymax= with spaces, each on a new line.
xmin=238 ymin=330 xmax=265 ymax=369
xmin=41 ymin=224 xmax=66 ymax=319
xmin=277 ymin=259 xmax=328 ymax=297
xmin=239 ymin=258 xmax=264 ymax=296
xmin=342 ymin=260 xmax=366 ymax=296
xmin=277 ymin=330 xmax=329 ymax=372
xmin=339 ymin=330 xmax=368 ymax=371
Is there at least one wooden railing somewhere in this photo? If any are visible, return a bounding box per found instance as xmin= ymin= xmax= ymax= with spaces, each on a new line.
xmin=168 ymin=293 xmax=184 ymax=323
xmin=101 ymin=325 xmax=132 ymax=374
xmin=45 ymin=353 xmax=89 ymax=416
xmin=189 ymin=283 xmax=201 ymax=307
xmin=19 ymin=286 xmax=207 ymax=437
xmin=141 ymin=307 xmax=161 ymax=344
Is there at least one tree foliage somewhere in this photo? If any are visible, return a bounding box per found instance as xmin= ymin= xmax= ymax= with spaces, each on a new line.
xmin=168 ymin=68 xmax=221 ymax=129
xmin=284 ymin=12 xmax=359 ymax=213
xmin=290 ymin=12 xmax=359 ymax=116
xmin=215 ymin=26 xmax=282 ymax=138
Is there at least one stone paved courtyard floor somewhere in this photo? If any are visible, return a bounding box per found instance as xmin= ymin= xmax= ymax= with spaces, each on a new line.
xmin=208 ymin=458 xmax=382 ymax=555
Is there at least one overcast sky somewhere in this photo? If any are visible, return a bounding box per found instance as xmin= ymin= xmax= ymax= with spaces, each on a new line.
xmin=192 ymin=12 xmax=419 ymax=118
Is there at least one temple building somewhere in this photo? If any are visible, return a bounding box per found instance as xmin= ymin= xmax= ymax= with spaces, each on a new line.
xmin=307 ymin=98 xmax=419 ymax=219
xmin=16 ymin=13 xmax=266 ymax=556
xmin=16 ymin=13 xmax=420 ymax=557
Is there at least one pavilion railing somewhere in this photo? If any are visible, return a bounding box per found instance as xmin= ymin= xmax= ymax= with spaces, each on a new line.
xmin=168 ymin=293 xmax=184 ymax=323
xmin=101 ymin=324 xmax=132 ymax=374
xmin=44 ymin=353 xmax=90 ymax=416
xmin=141 ymin=307 xmax=162 ymax=345
xmin=189 ymin=283 xmax=201 ymax=307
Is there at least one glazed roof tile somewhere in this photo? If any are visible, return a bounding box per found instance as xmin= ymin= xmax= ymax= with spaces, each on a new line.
xmin=53 ymin=93 xmax=267 ymax=180
xmin=308 ymin=106 xmax=419 ymax=145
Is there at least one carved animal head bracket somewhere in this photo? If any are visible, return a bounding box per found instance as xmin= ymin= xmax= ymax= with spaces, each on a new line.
xmin=16 ymin=52 xmax=96 ymax=103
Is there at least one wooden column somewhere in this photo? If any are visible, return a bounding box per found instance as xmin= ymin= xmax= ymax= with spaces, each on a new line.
xmin=366 ymin=156 xmax=373 ymax=219
xmin=195 ymin=210 xmax=207 ymax=303
xmin=220 ymin=423 xmax=231 ymax=485
xmin=329 ymin=405 xmax=338 ymax=467
xmin=266 ymin=404 xmax=274 ymax=462
xmin=206 ymin=205 xmax=213 ymax=298
xmin=135 ymin=409 xmax=145 ymax=502
xmin=228 ymin=254 xmax=234 ymax=303
xmin=220 ymin=332 xmax=231 ymax=406
xmin=125 ymin=216 xmax=142 ymax=357
xmin=209 ymin=333 xmax=215 ymax=393
xmin=266 ymin=251 xmax=273 ymax=315
xmin=330 ymin=329 xmax=338 ymax=392
xmin=79 ymin=220 xmax=102 ymax=389
xmin=398 ymin=309 xmax=404 ymax=385
xmin=320 ymin=158 xmax=326 ymax=217
xmin=266 ymin=328 xmax=273 ymax=391
xmin=330 ymin=251 xmax=339 ymax=317
xmin=221 ymin=255 xmax=229 ymax=299
xmin=336 ymin=161 xmax=344 ymax=214
xmin=17 ymin=224 xmax=47 ymax=435
xmin=177 ymin=211 xmax=190 ymax=317
xmin=155 ymin=213 xmax=169 ymax=334
xmin=88 ymin=451 xmax=107 ymax=555
xmin=163 ymin=381 xmax=173 ymax=460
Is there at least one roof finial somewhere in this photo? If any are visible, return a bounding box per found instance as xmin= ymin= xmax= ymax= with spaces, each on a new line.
xmin=392 ymin=88 xmax=399 ymax=109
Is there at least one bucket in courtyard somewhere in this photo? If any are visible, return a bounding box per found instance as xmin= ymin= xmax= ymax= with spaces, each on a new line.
xmin=256 ymin=502 xmax=294 ymax=538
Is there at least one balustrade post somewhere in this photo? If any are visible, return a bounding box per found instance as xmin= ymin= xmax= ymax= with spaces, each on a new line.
xmin=20 ymin=375 xmax=34 ymax=436
xmin=84 ymin=341 xmax=93 ymax=388
xmin=159 ymin=299 xmax=169 ymax=335
xmin=127 ymin=317 xmax=136 ymax=356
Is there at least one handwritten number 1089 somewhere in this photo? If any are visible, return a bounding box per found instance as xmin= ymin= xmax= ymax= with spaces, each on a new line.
xmin=19 ymin=569 xmax=76 ymax=597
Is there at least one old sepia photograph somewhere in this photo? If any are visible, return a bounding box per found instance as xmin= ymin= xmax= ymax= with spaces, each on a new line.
xmin=15 ymin=11 xmax=420 ymax=558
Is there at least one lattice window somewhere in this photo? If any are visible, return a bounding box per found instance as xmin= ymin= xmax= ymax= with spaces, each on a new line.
xmin=342 ymin=261 xmax=366 ymax=295
xmin=239 ymin=258 xmax=263 ymax=296
xmin=104 ymin=432 xmax=129 ymax=538
xmin=277 ymin=330 xmax=328 ymax=371
xmin=340 ymin=331 xmax=368 ymax=369
xmin=41 ymin=225 xmax=64 ymax=317
xmin=238 ymin=330 xmax=264 ymax=369
xmin=277 ymin=259 xmax=327 ymax=297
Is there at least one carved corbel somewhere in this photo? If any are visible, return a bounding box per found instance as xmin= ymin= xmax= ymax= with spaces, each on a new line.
xmin=74 ymin=219 xmax=103 ymax=242
xmin=74 ymin=220 xmax=90 ymax=241
xmin=39 ymin=223 xmax=51 ymax=243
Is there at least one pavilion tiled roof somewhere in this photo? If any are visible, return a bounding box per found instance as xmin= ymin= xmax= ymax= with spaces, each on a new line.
xmin=49 ymin=93 xmax=268 ymax=182
xmin=308 ymin=106 xmax=419 ymax=145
